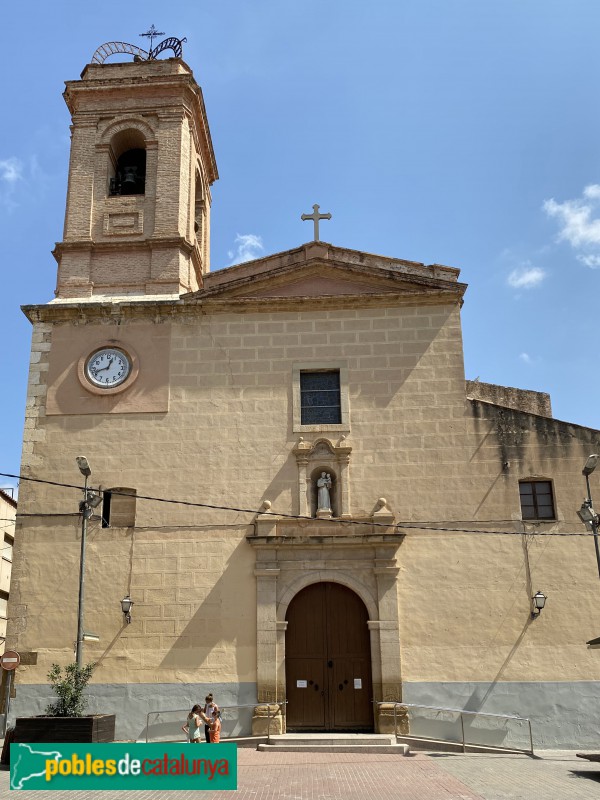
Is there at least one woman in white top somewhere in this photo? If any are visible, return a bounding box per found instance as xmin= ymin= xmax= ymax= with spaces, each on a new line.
xmin=182 ymin=704 xmax=203 ymax=743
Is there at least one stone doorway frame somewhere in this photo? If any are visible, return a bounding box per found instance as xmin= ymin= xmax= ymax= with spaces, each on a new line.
xmin=248 ymin=520 xmax=404 ymax=734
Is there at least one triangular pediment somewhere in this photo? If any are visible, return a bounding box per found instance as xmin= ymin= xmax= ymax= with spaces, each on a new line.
xmin=183 ymin=242 xmax=466 ymax=306
xmin=227 ymin=267 xmax=413 ymax=299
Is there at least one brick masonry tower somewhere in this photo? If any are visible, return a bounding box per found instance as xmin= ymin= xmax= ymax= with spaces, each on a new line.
xmin=53 ymin=58 xmax=218 ymax=300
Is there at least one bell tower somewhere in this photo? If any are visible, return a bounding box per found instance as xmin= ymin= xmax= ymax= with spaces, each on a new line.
xmin=53 ymin=51 xmax=218 ymax=299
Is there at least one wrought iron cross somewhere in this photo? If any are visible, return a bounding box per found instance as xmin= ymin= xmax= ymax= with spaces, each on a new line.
xmin=140 ymin=25 xmax=165 ymax=53
xmin=301 ymin=204 xmax=332 ymax=241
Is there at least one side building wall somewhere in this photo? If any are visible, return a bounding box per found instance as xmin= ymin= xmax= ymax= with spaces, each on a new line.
xmin=0 ymin=490 xmax=16 ymax=649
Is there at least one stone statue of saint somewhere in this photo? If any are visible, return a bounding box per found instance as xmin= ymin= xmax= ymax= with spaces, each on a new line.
xmin=317 ymin=472 xmax=332 ymax=512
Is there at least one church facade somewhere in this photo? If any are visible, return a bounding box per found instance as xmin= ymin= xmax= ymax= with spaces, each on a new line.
xmin=7 ymin=48 xmax=600 ymax=747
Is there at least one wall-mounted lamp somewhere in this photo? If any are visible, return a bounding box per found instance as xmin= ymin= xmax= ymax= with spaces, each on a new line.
xmin=80 ymin=491 xmax=102 ymax=514
xmin=578 ymin=501 xmax=599 ymax=530
xmin=121 ymin=595 xmax=134 ymax=624
xmin=82 ymin=632 xmax=100 ymax=643
xmin=531 ymin=590 xmax=547 ymax=619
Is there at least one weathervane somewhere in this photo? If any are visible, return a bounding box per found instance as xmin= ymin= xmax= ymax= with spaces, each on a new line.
xmin=139 ymin=24 xmax=165 ymax=56
xmin=301 ymin=204 xmax=332 ymax=242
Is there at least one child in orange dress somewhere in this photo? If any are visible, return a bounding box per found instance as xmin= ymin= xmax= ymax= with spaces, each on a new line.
xmin=209 ymin=708 xmax=221 ymax=743
xmin=202 ymin=693 xmax=219 ymax=743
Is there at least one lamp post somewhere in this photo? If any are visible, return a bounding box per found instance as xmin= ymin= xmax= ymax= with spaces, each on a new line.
xmin=578 ymin=454 xmax=600 ymax=581
xmin=75 ymin=457 xmax=102 ymax=667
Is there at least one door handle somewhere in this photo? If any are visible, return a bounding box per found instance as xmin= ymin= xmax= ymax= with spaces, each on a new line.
xmin=327 ymin=660 xmax=333 ymax=668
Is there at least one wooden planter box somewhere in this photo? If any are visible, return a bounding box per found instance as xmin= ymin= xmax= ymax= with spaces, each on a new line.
xmin=13 ymin=714 xmax=115 ymax=744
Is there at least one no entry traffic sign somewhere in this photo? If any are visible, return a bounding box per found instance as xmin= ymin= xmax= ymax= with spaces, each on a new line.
xmin=0 ymin=651 xmax=20 ymax=671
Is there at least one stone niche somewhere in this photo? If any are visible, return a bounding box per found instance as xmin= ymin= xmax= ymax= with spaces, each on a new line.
xmin=292 ymin=437 xmax=352 ymax=518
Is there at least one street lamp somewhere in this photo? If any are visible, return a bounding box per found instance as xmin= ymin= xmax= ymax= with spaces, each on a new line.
xmin=75 ymin=456 xmax=91 ymax=478
xmin=75 ymin=457 xmax=102 ymax=667
xmin=583 ymin=455 xmax=600 ymax=477
xmin=579 ymin=454 xmax=600 ymax=580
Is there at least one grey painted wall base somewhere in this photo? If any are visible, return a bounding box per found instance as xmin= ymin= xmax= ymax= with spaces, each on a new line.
xmin=11 ymin=679 xmax=597 ymax=747
xmin=402 ymin=681 xmax=600 ymax=749
xmin=8 ymin=682 xmax=258 ymax=743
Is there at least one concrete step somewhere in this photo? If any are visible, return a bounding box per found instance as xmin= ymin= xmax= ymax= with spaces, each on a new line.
xmin=258 ymin=743 xmax=410 ymax=753
xmin=269 ymin=734 xmax=395 ymax=745
xmin=258 ymin=734 xmax=410 ymax=755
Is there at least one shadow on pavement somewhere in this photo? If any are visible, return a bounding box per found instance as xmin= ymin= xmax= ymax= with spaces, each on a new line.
xmin=570 ymin=770 xmax=600 ymax=783
xmin=425 ymin=753 xmax=459 ymax=758
xmin=425 ymin=752 xmax=543 ymax=761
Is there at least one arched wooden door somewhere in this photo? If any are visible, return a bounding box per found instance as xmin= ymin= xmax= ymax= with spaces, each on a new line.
xmin=285 ymin=582 xmax=373 ymax=731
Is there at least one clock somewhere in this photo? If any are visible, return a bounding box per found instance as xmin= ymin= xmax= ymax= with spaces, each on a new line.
xmin=85 ymin=347 xmax=132 ymax=388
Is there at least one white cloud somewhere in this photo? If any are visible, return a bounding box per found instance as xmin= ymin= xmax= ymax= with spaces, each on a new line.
xmin=519 ymin=352 xmax=531 ymax=364
xmin=0 ymin=157 xmax=23 ymax=184
xmin=577 ymin=254 xmax=600 ymax=269
xmin=507 ymin=265 xmax=546 ymax=289
xmin=228 ymin=233 xmax=264 ymax=266
xmin=584 ymin=184 xmax=600 ymax=200
xmin=543 ymin=184 xmax=600 ymax=268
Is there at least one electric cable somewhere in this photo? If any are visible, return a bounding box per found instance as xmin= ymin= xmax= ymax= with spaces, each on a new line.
xmin=0 ymin=470 xmax=596 ymax=537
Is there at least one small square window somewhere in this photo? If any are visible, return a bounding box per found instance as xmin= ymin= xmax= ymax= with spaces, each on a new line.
xmin=519 ymin=480 xmax=555 ymax=520
xmin=292 ymin=362 xmax=350 ymax=433
xmin=300 ymin=371 xmax=341 ymax=425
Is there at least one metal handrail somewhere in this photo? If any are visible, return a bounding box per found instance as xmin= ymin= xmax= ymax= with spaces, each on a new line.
xmin=145 ymin=701 xmax=287 ymax=745
xmin=375 ymin=701 xmax=534 ymax=756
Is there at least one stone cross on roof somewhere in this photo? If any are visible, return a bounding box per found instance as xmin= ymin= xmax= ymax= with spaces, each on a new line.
xmin=301 ymin=204 xmax=332 ymax=241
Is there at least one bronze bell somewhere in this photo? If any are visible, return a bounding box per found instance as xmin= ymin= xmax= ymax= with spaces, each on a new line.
xmin=121 ymin=166 xmax=138 ymax=194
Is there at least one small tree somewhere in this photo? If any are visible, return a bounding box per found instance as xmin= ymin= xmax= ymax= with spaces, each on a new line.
xmin=45 ymin=662 xmax=95 ymax=717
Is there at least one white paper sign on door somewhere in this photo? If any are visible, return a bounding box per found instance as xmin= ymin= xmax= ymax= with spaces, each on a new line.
xmin=297 ymin=680 xmax=308 ymax=688
xmin=354 ymin=678 xmax=362 ymax=689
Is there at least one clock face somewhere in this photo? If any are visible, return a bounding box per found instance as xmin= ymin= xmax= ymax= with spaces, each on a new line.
xmin=85 ymin=348 xmax=131 ymax=388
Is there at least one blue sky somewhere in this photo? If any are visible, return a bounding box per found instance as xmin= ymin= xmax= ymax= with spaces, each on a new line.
xmin=2 ymin=1 xmax=600 ymax=491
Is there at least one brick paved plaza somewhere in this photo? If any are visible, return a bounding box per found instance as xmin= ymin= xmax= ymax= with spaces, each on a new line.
xmin=2 ymin=748 xmax=600 ymax=799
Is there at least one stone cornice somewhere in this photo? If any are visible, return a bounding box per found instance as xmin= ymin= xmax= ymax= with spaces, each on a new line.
xmin=247 ymin=532 xmax=405 ymax=548
xmin=52 ymin=235 xmax=197 ymax=264
xmin=22 ymin=284 xmax=461 ymax=323
xmin=195 ymin=290 xmax=462 ymax=313
xmin=21 ymin=299 xmax=184 ymax=324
